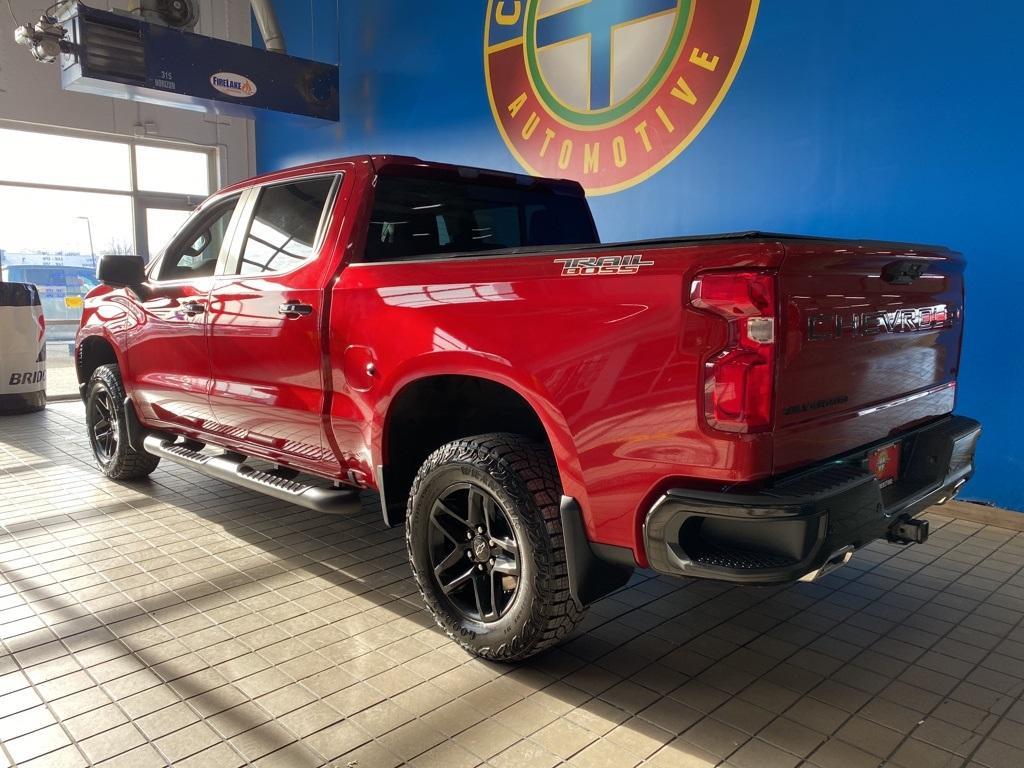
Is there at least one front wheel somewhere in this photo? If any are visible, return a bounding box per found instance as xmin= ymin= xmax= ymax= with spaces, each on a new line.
xmin=85 ymin=364 xmax=160 ymax=480
xmin=406 ymin=433 xmax=584 ymax=661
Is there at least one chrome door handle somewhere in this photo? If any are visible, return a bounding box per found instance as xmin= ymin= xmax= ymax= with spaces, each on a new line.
xmin=181 ymin=300 xmax=206 ymax=316
xmin=278 ymin=302 xmax=313 ymax=318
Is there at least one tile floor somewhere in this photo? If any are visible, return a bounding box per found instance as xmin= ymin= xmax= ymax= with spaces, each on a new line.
xmin=1 ymin=402 xmax=1023 ymax=767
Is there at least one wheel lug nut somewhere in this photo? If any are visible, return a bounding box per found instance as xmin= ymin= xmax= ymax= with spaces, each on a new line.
xmin=477 ymin=564 xmax=484 ymax=571
xmin=490 ymin=557 xmax=495 ymax=564
xmin=477 ymin=526 xmax=484 ymax=533
xmin=466 ymin=532 xmax=472 ymax=539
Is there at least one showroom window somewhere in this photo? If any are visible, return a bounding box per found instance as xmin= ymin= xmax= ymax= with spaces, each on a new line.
xmin=0 ymin=123 xmax=217 ymax=399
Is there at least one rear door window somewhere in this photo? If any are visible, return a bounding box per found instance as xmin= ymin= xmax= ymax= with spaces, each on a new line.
xmin=235 ymin=176 xmax=337 ymax=276
xmin=365 ymin=172 xmax=598 ymax=262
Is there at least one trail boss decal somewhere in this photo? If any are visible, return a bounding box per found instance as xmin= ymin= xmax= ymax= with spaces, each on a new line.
xmin=555 ymin=254 xmax=654 ymax=276
xmin=484 ymin=0 xmax=759 ymax=194
xmin=210 ymin=72 xmax=257 ymax=98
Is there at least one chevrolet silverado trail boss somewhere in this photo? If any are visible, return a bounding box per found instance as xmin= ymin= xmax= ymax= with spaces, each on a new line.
xmin=76 ymin=156 xmax=980 ymax=660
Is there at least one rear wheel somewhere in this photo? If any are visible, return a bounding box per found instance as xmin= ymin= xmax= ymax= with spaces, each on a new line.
xmin=406 ymin=433 xmax=584 ymax=661
xmin=85 ymin=364 xmax=160 ymax=480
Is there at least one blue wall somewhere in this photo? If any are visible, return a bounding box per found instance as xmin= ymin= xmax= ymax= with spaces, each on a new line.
xmin=256 ymin=2 xmax=1023 ymax=510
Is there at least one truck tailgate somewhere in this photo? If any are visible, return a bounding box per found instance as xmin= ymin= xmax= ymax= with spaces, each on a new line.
xmin=773 ymin=241 xmax=965 ymax=473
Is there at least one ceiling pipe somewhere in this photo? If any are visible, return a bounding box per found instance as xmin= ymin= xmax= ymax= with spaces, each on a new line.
xmin=250 ymin=0 xmax=286 ymax=53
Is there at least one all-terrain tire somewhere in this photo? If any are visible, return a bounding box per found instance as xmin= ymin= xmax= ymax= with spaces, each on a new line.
xmin=406 ymin=433 xmax=584 ymax=661
xmin=85 ymin=364 xmax=160 ymax=480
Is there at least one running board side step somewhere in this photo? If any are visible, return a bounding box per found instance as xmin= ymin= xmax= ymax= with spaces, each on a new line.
xmin=142 ymin=435 xmax=361 ymax=515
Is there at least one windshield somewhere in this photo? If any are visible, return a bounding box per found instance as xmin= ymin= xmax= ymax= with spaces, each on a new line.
xmin=365 ymin=170 xmax=598 ymax=262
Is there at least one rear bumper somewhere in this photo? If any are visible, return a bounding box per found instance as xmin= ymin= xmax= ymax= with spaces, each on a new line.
xmin=643 ymin=415 xmax=981 ymax=584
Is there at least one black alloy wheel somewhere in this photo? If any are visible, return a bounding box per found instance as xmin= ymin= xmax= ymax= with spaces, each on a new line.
xmin=89 ymin=388 xmax=119 ymax=462
xmin=85 ymin=364 xmax=161 ymax=480
xmin=406 ymin=433 xmax=585 ymax=661
xmin=428 ymin=482 xmax=520 ymax=622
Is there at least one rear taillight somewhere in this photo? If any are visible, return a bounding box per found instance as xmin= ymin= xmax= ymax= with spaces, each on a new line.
xmin=690 ymin=271 xmax=777 ymax=433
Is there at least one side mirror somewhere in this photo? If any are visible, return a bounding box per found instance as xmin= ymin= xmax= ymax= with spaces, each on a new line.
xmin=97 ymin=254 xmax=146 ymax=287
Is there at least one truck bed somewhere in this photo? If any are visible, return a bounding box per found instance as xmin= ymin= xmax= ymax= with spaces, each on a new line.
xmin=367 ymin=231 xmax=950 ymax=263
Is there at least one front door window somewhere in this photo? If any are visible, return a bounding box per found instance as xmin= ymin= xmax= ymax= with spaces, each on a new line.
xmin=154 ymin=197 xmax=239 ymax=282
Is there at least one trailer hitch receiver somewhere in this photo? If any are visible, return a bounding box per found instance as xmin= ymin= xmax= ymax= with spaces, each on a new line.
xmin=887 ymin=517 xmax=929 ymax=545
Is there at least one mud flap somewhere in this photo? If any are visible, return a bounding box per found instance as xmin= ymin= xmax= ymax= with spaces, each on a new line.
xmin=559 ymin=496 xmax=634 ymax=609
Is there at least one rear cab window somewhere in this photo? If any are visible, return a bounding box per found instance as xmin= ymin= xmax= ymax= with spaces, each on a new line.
xmin=364 ymin=166 xmax=598 ymax=262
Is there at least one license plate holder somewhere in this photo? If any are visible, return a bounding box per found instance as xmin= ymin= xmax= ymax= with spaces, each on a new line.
xmin=868 ymin=441 xmax=901 ymax=488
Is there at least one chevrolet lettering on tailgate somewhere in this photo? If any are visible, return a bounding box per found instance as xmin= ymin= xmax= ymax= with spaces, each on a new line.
xmin=807 ymin=304 xmax=956 ymax=341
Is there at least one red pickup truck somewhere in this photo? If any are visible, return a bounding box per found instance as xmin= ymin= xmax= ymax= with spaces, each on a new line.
xmin=76 ymin=155 xmax=980 ymax=660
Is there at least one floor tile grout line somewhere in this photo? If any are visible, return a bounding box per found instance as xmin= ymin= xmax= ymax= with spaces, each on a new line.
xmin=538 ymin=517 xmax=1015 ymax=766
xmin=785 ymin=522 xmax=1024 ymax=768
xmin=0 ymin=459 xmax=291 ymax=765
xmin=2 ymin=403 xmax=1024 ymax=768
xmin=794 ymin=522 xmax=1024 ymax=767
xmin=1 ymin=407 xmax=483 ymax=765
xmin=922 ymin=534 xmax=1024 ymax=768
xmin=5 ymin=409 xmax=718 ymax=765
xmin=2 ymin=521 xmax=242 ymax=767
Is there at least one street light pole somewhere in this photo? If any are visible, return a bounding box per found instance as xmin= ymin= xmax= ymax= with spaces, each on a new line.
xmin=76 ymin=216 xmax=95 ymax=268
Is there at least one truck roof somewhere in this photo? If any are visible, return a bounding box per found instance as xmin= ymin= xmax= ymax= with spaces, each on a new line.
xmin=220 ymin=154 xmax=585 ymax=197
